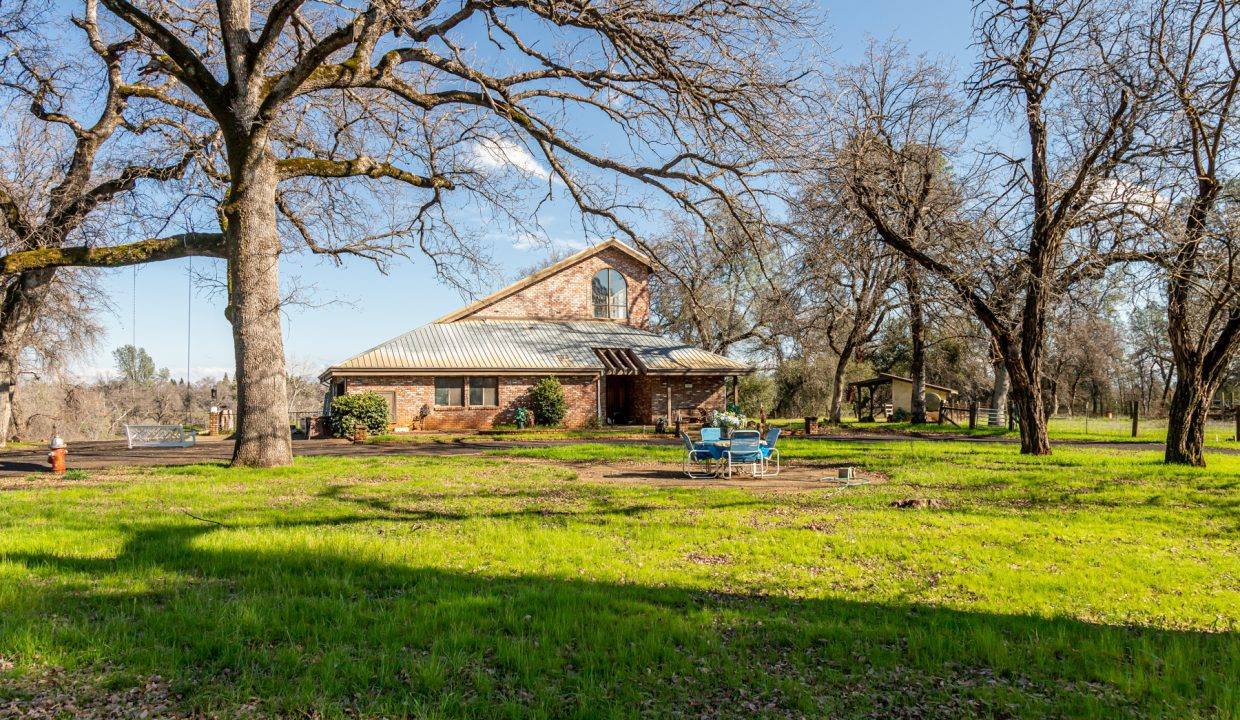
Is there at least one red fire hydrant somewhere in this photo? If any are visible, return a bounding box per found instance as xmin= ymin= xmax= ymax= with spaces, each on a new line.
xmin=47 ymin=435 xmax=67 ymax=473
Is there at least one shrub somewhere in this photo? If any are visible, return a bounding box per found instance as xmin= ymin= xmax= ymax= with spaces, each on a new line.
xmin=330 ymin=393 xmax=390 ymax=436
xmin=736 ymin=373 xmax=775 ymax=416
xmin=891 ymin=407 xmax=910 ymax=422
xmin=528 ymin=377 xmax=568 ymax=427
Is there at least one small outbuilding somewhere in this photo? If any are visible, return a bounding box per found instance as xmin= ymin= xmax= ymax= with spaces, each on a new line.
xmin=849 ymin=372 xmax=959 ymax=422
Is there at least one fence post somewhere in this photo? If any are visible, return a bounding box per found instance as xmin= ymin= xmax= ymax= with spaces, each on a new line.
xmin=1130 ymin=400 xmax=1139 ymax=438
xmin=968 ymin=401 xmax=978 ymax=430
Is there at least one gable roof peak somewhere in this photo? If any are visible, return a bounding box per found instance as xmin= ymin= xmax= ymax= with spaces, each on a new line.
xmin=434 ymin=237 xmax=652 ymax=324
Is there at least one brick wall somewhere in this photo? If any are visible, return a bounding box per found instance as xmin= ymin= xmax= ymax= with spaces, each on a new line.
xmin=641 ymin=375 xmax=727 ymax=424
xmin=459 ymin=246 xmax=651 ymax=328
xmin=344 ymin=374 xmax=600 ymax=430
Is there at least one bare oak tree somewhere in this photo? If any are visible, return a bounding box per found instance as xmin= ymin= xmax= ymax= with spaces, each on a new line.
xmin=830 ymin=8 xmax=1157 ymax=455
xmin=0 ymin=0 xmax=208 ymax=446
xmin=1144 ymin=0 xmax=1239 ymax=466
xmin=1 ymin=0 xmax=816 ymax=467
xmin=648 ymin=212 xmax=784 ymax=355
xmin=789 ymin=191 xmax=900 ymax=424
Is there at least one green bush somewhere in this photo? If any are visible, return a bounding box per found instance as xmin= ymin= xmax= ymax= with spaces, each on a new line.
xmin=528 ymin=377 xmax=568 ymax=427
xmin=330 ymin=393 xmax=390 ymax=436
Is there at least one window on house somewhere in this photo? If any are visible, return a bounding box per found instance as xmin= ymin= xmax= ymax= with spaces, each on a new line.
xmin=377 ymin=391 xmax=397 ymax=420
xmin=592 ymin=268 xmax=628 ymax=319
xmin=434 ymin=377 xmax=464 ymax=406
xmin=469 ymin=376 xmax=499 ymax=407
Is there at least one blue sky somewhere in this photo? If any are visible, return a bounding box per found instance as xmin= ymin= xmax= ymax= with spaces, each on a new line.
xmin=73 ymin=0 xmax=975 ymax=381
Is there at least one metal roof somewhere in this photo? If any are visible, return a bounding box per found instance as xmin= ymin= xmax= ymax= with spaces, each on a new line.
xmin=849 ymin=372 xmax=958 ymax=394
xmin=323 ymin=320 xmax=752 ymax=377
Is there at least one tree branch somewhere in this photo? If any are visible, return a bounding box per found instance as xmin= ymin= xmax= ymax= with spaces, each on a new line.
xmin=1 ymin=233 xmax=226 ymax=274
xmin=275 ymin=157 xmax=454 ymax=189
xmin=98 ymin=0 xmax=226 ymax=117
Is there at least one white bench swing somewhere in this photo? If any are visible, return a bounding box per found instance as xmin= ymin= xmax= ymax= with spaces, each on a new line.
xmin=125 ymin=424 xmax=197 ymax=448
xmin=122 ymin=259 xmax=200 ymax=451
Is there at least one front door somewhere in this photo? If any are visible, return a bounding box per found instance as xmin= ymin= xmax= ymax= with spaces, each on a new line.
xmin=605 ymin=376 xmax=636 ymax=424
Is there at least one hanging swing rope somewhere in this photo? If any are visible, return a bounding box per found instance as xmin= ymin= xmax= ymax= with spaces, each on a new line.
xmin=184 ymin=239 xmax=194 ymax=426
xmin=129 ymin=264 xmax=138 ymax=415
xmin=131 ymin=264 xmax=137 ymax=350
xmin=186 ymin=255 xmax=192 ymax=385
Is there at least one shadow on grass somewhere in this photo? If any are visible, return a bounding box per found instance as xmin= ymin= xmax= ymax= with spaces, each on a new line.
xmin=1 ymin=516 xmax=1235 ymax=719
xmin=315 ymin=483 xmax=730 ymax=523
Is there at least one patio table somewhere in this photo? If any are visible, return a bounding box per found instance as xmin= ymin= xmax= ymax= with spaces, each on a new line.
xmin=700 ymin=439 xmax=768 ymax=460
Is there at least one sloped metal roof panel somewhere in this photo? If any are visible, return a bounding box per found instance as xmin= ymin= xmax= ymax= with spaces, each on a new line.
xmin=327 ymin=320 xmax=751 ymax=374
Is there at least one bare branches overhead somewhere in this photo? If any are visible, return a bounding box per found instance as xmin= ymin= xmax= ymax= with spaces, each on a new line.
xmin=20 ymin=0 xmax=819 ymax=466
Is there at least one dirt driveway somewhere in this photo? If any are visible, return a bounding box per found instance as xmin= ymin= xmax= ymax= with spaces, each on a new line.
xmin=0 ymin=436 xmax=496 ymax=477
xmin=0 ymin=436 xmax=877 ymax=491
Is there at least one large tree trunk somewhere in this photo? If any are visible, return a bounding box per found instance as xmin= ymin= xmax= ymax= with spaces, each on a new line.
xmin=1164 ymin=369 xmax=1217 ymax=467
xmin=0 ymin=365 xmax=14 ymax=447
xmin=988 ymin=344 xmax=1008 ymax=426
xmin=906 ymin=263 xmax=926 ymax=424
xmin=828 ymin=350 xmax=852 ymax=424
xmin=1002 ymin=341 xmax=1051 ymax=455
xmin=225 ymin=148 xmax=293 ymax=467
xmin=1008 ymin=371 xmax=1051 ymax=454
xmin=0 ymin=269 xmax=56 ymax=447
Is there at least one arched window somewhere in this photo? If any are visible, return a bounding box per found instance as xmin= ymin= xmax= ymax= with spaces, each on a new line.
xmin=592 ymin=269 xmax=627 ymax=319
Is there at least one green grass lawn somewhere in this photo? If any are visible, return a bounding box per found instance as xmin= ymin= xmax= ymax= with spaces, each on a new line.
xmin=1 ymin=441 xmax=1237 ymax=718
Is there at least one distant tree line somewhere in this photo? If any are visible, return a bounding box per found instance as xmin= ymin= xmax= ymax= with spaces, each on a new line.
xmin=4 ymin=345 xmax=325 ymax=443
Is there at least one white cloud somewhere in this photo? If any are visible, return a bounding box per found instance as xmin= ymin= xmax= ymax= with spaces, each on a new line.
xmin=511 ymin=233 xmax=590 ymax=253
xmin=1087 ymin=179 xmax=1171 ymax=216
xmin=471 ymin=137 xmax=558 ymax=183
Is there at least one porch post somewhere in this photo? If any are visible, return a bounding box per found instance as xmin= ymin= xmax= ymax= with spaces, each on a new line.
xmin=666 ymin=380 xmax=672 ymax=421
xmin=597 ymin=373 xmax=604 ymax=423
xmin=731 ymin=375 xmax=739 ymax=406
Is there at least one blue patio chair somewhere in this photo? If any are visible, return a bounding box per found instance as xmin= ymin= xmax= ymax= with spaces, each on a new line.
xmin=725 ymin=429 xmax=764 ymax=477
xmin=758 ymin=427 xmax=781 ymax=476
xmin=681 ymin=432 xmax=716 ymax=478
xmin=699 ymin=427 xmax=722 ymax=443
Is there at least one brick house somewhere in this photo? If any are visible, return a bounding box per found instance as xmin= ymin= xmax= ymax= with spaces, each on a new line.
xmin=319 ymin=239 xmax=752 ymax=430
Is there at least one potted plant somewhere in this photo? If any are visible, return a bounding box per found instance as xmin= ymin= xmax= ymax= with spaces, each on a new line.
xmin=706 ymin=409 xmax=746 ymax=437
